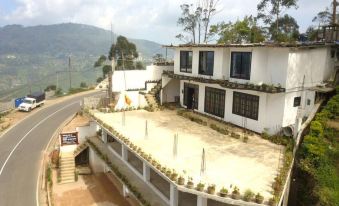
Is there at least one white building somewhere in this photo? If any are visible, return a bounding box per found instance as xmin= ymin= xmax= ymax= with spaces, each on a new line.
xmin=160 ymin=43 xmax=337 ymax=135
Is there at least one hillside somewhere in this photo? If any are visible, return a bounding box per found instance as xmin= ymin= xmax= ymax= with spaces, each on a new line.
xmin=0 ymin=23 xmax=166 ymax=100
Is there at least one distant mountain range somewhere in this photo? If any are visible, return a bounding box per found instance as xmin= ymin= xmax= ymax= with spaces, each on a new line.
xmin=0 ymin=23 xmax=167 ymax=100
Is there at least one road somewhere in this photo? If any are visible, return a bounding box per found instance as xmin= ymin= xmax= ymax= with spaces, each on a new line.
xmin=0 ymin=91 xmax=102 ymax=206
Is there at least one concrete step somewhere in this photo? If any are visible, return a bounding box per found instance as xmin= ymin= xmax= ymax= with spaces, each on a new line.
xmin=60 ymin=163 xmax=75 ymax=168
xmin=60 ymin=167 xmax=75 ymax=172
xmin=61 ymin=171 xmax=75 ymax=177
xmin=77 ymin=167 xmax=91 ymax=175
xmin=60 ymin=176 xmax=75 ymax=182
xmin=60 ymin=179 xmax=75 ymax=184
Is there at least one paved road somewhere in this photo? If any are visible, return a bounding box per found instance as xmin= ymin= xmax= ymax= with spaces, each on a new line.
xmin=0 ymin=91 xmax=103 ymax=206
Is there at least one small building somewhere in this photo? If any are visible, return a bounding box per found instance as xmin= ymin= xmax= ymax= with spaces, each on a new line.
xmin=162 ymin=43 xmax=338 ymax=135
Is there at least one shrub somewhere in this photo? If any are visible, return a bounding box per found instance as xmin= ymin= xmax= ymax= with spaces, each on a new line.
xmin=231 ymin=186 xmax=240 ymax=199
xmin=219 ymin=187 xmax=228 ymax=197
xmin=255 ymin=193 xmax=264 ymax=203
xmin=243 ymin=189 xmax=255 ymax=202
xmin=310 ymin=121 xmax=324 ymax=137
xmin=243 ymin=135 xmax=249 ymax=143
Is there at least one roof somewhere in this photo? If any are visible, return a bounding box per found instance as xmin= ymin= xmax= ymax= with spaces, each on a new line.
xmin=163 ymin=42 xmax=337 ymax=49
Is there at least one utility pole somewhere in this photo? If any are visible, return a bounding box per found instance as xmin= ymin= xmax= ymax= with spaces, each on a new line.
xmin=68 ymin=56 xmax=72 ymax=90
xmin=333 ymin=0 xmax=337 ymax=25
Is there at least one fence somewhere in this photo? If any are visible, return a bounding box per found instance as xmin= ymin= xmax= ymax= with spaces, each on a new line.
xmin=0 ymin=100 xmax=14 ymax=114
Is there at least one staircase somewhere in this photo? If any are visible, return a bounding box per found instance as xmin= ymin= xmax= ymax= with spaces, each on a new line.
xmin=144 ymin=80 xmax=162 ymax=112
xmin=73 ymin=141 xmax=89 ymax=157
xmin=59 ymin=152 xmax=75 ymax=184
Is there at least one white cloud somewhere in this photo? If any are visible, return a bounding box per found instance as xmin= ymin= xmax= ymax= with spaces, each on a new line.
xmin=0 ymin=0 xmax=332 ymax=43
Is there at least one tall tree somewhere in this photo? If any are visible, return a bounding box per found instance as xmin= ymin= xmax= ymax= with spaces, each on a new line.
xmin=108 ymin=36 xmax=138 ymax=70
xmin=269 ymin=14 xmax=299 ymax=42
xmin=312 ymin=7 xmax=332 ymax=27
xmin=257 ymin=0 xmax=298 ymax=41
xmin=211 ymin=16 xmax=266 ymax=44
xmin=176 ymin=0 xmax=219 ymax=44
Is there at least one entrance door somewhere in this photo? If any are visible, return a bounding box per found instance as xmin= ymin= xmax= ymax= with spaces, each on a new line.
xmin=184 ymin=83 xmax=199 ymax=109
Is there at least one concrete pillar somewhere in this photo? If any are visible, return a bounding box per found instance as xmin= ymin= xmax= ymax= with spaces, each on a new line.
xmin=143 ymin=162 xmax=150 ymax=182
xmin=170 ymin=183 xmax=178 ymax=206
xmin=102 ymin=129 xmax=107 ymax=143
xmin=122 ymin=145 xmax=128 ymax=161
xmin=197 ymin=196 xmax=207 ymax=206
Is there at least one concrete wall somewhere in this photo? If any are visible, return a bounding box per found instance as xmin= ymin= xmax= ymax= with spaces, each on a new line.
xmin=173 ymin=46 xmax=333 ymax=89
xmin=76 ymin=121 xmax=97 ymax=144
xmin=112 ymin=65 xmax=173 ymax=92
xmin=89 ymin=148 xmax=105 ymax=173
xmin=114 ymin=91 xmax=148 ymax=110
xmin=162 ymin=77 xmax=180 ymax=103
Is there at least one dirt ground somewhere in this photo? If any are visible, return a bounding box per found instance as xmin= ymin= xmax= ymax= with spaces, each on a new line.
xmin=62 ymin=114 xmax=90 ymax=133
xmin=0 ymin=90 xmax=98 ymax=137
xmin=53 ymin=173 xmax=131 ymax=206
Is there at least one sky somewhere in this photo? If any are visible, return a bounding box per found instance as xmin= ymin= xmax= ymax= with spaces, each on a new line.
xmin=0 ymin=0 xmax=333 ymax=44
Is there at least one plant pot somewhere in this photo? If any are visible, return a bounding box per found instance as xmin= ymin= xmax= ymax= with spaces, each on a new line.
xmin=207 ymin=187 xmax=215 ymax=194
xmin=219 ymin=192 xmax=228 ymax=197
xmin=231 ymin=193 xmax=241 ymax=200
xmin=186 ymin=181 xmax=194 ymax=189
xmin=170 ymin=173 xmax=178 ymax=181
xmin=165 ymin=170 xmax=172 ymax=178
xmin=156 ymin=164 xmax=161 ymax=170
xmin=177 ymin=177 xmax=185 ymax=185
xmin=196 ymin=186 xmax=204 ymax=192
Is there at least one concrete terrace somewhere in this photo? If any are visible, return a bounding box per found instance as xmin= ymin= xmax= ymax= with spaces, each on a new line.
xmin=92 ymin=109 xmax=284 ymax=199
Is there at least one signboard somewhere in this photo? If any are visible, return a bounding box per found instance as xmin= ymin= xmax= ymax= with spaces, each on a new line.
xmin=60 ymin=132 xmax=78 ymax=146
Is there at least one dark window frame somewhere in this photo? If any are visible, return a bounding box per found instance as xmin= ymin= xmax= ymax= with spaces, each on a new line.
xmin=230 ymin=52 xmax=252 ymax=80
xmin=293 ymin=96 xmax=301 ymax=107
xmin=204 ymin=87 xmax=226 ymax=118
xmin=232 ymin=91 xmax=259 ymax=120
xmin=199 ymin=51 xmax=214 ymax=76
xmin=180 ymin=51 xmax=193 ymax=73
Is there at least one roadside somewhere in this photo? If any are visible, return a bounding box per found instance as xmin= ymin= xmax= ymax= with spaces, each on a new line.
xmin=0 ymin=89 xmax=99 ymax=138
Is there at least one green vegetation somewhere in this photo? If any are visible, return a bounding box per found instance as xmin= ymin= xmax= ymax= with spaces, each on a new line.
xmin=296 ymin=87 xmax=339 ymax=206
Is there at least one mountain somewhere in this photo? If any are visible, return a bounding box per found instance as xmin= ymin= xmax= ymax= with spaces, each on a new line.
xmin=0 ymin=23 xmax=167 ymax=100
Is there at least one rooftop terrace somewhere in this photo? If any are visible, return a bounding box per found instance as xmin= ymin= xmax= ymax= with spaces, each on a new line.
xmin=92 ymin=109 xmax=284 ymax=200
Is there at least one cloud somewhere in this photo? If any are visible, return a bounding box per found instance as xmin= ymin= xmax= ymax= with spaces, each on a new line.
xmin=0 ymin=0 xmax=332 ymax=44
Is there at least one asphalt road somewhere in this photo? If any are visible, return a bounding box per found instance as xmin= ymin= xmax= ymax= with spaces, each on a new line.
xmin=0 ymin=91 xmax=103 ymax=206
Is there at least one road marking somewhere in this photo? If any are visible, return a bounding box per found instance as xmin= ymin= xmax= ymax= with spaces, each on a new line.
xmin=0 ymin=101 xmax=79 ymax=176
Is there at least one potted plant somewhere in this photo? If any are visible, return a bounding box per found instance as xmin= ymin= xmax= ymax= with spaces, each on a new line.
xmin=231 ymin=186 xmax=240 ymax=200
xmin=243 ymin=135 xmax=249 ymax=143
xmin=196 ymin=182 xmax=205 ymax=192
xmin=177 ymin=176 xmax=185 ymax=185
xmin=156 ymin=163 xmax=162 ymax=170
xmin=165 ymin=169 xmax=172 ymax=178
xmin=255 ymin=193 xmax=264 ymax=204
xmin=170 ymin=171 xmax=178 ymax=181
xmin=186 ymin=177 xmax=194 ymax=189
xmin=243 ymin=189 xmax=254 ymax=202
xmin=219 ymin=187 xmax=228 ymax=197
xmin=207 ymin=184 xmax=216 ymax=194
xmin=161 ymin=167 xmax=167 ymax=173
xmin=268 ymin=197 xmax=276 ymax=206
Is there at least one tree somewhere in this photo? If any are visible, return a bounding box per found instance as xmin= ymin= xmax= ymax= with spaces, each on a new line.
xmin=306 ymin=26 xmax=318 ymax=41
xmin=80 ymin=82 xmax=87 ymax=88
xmin=313 ymin=8 xmax=332 ymax=27
xmin=102 ymin=65 xmax=112 ymax=78
xmin=136 ymin=61 xmax=144 ymax=70
xmin=44 ymin=84 xmax=56 ymax=91
xmin=152 ymin=53 xmax=166 ymax=63
xmin=108 ymin=36 xmax=138 ymax=70
xmin=176 ymin=1 xmax=219 ymax=44
xmin=96 ymin=77 xmax=104 ymax=83
xmin=268 ymin=14 xmax=299 ymax=42
xmin=257 ymin=0 xmax=298 ymax=41
xmin=94 ymin=55 xmax=107 ymax=67
xmin=211 ymin=16 xmax=266 ymax=44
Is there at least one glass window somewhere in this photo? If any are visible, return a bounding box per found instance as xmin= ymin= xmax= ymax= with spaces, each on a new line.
xmin=180 ymin=51 xmax=192 ymax=73
xmin=294 ymin=97 xmax=301 ymax=107
xmin=232 ymin=92 xmax=259 ymax=120
xmin=204 ymin=87 xmax=225 ymax=118
xmin=199 ymin=51 xmax=214 ymax=76
xmin=230 ymin=52 xmax=252 ymax=80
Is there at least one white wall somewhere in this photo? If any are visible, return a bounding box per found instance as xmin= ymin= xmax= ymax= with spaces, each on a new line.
xmin=162 ymin=78 xmax=180 ymax=103
xmin=76 ymin=121 xmax=97 ymax=144
xmin=179 ymin=80 xmax=285 ymax=134
xmin=114 ymin=91 xmax=148 ymax=110
xmin=286 ymin=47 xmax=334 ymax=89
xmin=89 ymin=148 xmax=105 ymax=173
xmin=112 ymin=65 xmax=173 ymax=92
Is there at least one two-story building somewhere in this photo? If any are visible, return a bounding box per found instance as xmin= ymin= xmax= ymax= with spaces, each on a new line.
xmin=161 ymin=43 xmax=337 ymax=135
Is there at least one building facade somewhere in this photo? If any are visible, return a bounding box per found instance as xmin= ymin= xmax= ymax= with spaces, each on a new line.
xmin=161 ymin=44 xmax=337 ymax=135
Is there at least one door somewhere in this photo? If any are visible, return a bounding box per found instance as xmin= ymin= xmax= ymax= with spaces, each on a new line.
xmin=184 ymin=83 xmax=199 ymax=109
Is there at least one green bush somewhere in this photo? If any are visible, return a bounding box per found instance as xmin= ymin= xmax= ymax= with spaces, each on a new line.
xmin=310 ymin=121 xmax=324 ymax=137
xmin=243 ymin=189 xmax=254 ymax=201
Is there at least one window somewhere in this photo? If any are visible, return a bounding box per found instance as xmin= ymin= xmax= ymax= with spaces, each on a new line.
xmin=294 ymin=97 xmax=301 ymax=107
xmin=232 ymin=92 xmax=259 ymax=120
xmin=307 ymin=99 xmax=311 ymax=106
xmin=204 ymin=87 xmax=225 ymax=118
xmin=230 ymin=52 xmax=252 ymax=80
xmin=180 ymin=51 xmax=192 ymax=73
xmin=199 ymin=51 xmax=214 ymax=75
